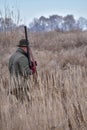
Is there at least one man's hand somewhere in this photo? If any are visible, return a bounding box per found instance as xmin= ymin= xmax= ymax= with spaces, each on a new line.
xmin=31 ymin=61 xmax=37 ymax=67
xmin=30 ymin=61 xmax=37 ymax=74
xmin=31 ymin=66 xmax=36 ymax=74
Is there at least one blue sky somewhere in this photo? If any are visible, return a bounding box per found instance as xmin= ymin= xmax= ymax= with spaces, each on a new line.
xmin=0 ymin=0 xmax=87 ymax=25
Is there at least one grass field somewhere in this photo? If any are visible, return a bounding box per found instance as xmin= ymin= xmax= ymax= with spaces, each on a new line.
xmin=0 ymin=30 xmax=87 ymax=130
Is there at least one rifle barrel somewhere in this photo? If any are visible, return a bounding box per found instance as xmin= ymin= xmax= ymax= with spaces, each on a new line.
xmin=24 ymin=26 xmax=31 ymax=67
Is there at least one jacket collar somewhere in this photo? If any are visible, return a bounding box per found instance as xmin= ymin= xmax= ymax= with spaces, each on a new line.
xmin=16 ymin=48 xmax=28 ymax=58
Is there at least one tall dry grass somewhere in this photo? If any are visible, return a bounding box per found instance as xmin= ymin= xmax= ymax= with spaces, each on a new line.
xmin=0 ymin=65 xmax=87 ymax=130
xmin=0 ymin=30 xmax=87 ymax=130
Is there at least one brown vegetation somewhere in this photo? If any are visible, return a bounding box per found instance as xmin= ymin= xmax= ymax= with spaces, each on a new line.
xmin=0 ymin=30 xmax=87 ymax=130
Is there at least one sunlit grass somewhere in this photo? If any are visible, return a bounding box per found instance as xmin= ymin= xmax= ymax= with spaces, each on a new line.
xmin=0 ymin=65 xmax=87 ymax=130
xmin=0 ymin=30 xmax=87 ymax=130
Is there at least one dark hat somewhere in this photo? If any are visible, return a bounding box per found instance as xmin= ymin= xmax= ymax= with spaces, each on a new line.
xmin=17 ymin=39 xmax=28 ymax=47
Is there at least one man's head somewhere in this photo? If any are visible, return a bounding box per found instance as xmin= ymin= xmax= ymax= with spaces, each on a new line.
xmin=17 ymin=39 xmax=28 ymax=53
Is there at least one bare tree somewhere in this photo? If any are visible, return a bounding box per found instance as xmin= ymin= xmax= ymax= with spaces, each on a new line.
xmin=63 ymin=15 xmax=75 ymax=31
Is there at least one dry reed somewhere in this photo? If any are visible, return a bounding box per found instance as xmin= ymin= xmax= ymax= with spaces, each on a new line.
xmin=0 ymin=65 xmax=87 ymax=130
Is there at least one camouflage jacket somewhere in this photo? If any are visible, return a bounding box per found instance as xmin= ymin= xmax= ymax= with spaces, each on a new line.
xmin=9 ymin=48 xmax=32 ymax=77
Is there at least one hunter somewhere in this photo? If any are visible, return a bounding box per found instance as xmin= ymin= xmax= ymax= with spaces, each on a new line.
xmin=9 ymin=39 xmax=36 ymax=102
xmin=9 ymin=39 xmax=35 ymax=77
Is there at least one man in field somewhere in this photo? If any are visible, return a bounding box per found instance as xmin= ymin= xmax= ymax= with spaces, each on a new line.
xmin=9 ymin=39 xmax=36 ymax=102
xmin=9 ymin=39 xmax=36 ymax=77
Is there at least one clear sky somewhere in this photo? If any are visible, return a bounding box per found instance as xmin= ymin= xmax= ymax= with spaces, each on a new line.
xmin=0 ymin=0 xmax=87 ymax=25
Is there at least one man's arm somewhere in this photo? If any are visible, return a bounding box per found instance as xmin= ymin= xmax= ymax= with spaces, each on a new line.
xmin=18 ymin=56 xmax=32 ymax=76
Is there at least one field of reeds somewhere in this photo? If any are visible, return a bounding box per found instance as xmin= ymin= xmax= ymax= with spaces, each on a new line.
xmin=0 ymin=29 xmax=87 ymax=130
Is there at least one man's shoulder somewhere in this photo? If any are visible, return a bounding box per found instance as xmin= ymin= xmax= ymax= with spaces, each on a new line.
xmin=9 ymin=50 xmax=26 ymax=63
xmin=16 ymin=48 xmax=27 ymax=60
xmin=15 ymin=51 xmax=27 ymax=63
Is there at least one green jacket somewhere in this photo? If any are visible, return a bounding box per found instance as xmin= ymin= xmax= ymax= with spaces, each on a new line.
xmin=9 ymin=48 xmax=32 ymax=77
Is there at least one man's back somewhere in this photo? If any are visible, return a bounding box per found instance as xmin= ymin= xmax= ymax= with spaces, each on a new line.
xmin=9 ymin=48 xmax=32 ymax=77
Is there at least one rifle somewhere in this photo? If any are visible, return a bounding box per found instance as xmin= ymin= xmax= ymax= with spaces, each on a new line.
xmin=24 ymin=26 xmax=37 ymax=74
